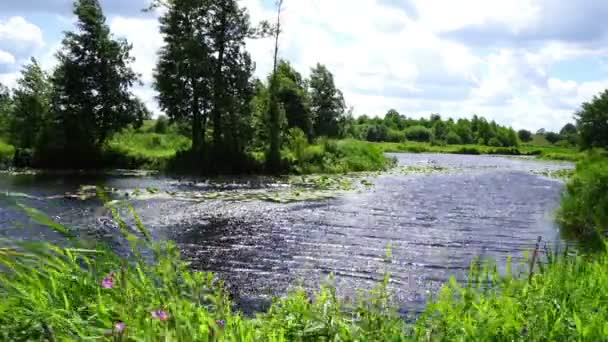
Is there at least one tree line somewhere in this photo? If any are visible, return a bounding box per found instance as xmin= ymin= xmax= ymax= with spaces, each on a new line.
xmin=346 ymin=111 xmax=520 ymax=147
xmin=1 ymin=0 xmax=606 ymax=173
xmin=0 ymin=0 xmax=347 ymax=172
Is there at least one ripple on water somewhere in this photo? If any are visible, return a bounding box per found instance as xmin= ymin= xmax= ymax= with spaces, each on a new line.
xmin=0 ymin=153 xmax=573 ymax=314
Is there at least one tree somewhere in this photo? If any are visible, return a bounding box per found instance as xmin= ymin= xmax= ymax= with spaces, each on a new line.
xmin=405 ymin=125 xmax=433 ymax=142
xmin=0 ymin=83 xmax=11 ymax=138
xmin=544 ymin=132 xmax=563 ymax=145
xmin=154 ymin=0 xmax=255 ymax=171
xmin=50 ymin=0 xmax=145 ymax=165
xmin=517 ymin=129 xmax=533 ymax=142
xmin=309 ymin=63 xmax=345 ymax=138
xmin=560 ymin=123 xmax=577 ymax=136
xmin=154 ymin=0 xmax=214 ymax=156
xmin=266 ymin=0 xmax=285 ymax=173
xmin=10 ymin=58 xmax=51 ymax=148
xmin=208 ymin=0 xmax=255 ymax=154
xmin=275 ymin=60 xmax=312 ymax=141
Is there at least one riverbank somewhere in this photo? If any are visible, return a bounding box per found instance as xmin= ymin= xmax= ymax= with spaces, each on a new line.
xmin=374 ymin=141 xmax=585 ymax=162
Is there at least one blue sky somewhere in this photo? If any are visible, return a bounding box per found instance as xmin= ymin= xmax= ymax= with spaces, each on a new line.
xmin=1 ymin=0 xmax=608 ymax=131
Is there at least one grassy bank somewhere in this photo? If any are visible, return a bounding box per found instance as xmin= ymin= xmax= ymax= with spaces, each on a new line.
xmin=374 ymin=141 xmax=585 ymax=161
xmin=284 ymin=138 xmax=393 ymax=174
xmin=102 ymin=126 xmax=393 ymax=175
xmin=105 ymin=129 xmax=191 ymax=170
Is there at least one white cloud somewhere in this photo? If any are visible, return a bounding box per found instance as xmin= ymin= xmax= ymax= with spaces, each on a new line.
xmin=0 ymin=16 xmax=45 ymax=56
xmin=6 ymin=0 xmax=608 ymax=131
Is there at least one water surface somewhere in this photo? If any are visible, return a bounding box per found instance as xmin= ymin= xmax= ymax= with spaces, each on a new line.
xmin=0 ymin=153 xmax=574 ymax=313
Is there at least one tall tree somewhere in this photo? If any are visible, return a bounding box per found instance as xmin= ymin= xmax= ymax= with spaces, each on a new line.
xmin=309 ymin=63 xmax=345 ymax=138
xmin=208 ymin=0 xmax=255 ymax=153
xmin=576 ymin=89 xmax=608 ymax=149
xmin=10 ymin=58 xmax=51 ymax=148
xmin=266 ymin=0 xmax=284 ymax=173
xmin=154 ymin=0 xmax=256 ymax=171
xmin=275 ymin=60 xmax=312 ymax=141
xmin=0 ymin=83 xmax=11 ymax=138
xmin=50 ymin=0 xmax=145 ymax=164
xmin=154 ymin=0 xmax=214 ymax=156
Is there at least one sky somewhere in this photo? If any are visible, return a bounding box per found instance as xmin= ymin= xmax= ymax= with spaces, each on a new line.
xmin=2 ymin=0 xmax=608 ymax=131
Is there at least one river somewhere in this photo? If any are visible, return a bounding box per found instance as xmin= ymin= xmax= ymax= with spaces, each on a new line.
xmin=0 ymin=153 xmax=574 ymax=314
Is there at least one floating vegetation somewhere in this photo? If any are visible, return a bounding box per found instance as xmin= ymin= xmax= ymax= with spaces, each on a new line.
xmin=532 ymin=168 xmax=574 ymax=180
xmin=391 ymin=165 xmax=452 ymax=175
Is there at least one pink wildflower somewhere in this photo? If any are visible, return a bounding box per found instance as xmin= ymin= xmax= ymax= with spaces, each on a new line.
xmin=114 ymin=321 xmax=126 ymax=333
xmin=151 ymin=310 xmax=170 ymax=321
xmin=101 ymin=277 xmax=114 ymax=289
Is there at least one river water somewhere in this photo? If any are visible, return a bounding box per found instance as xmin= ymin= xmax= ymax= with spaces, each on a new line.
xmin=0 ymin=153 xmax=574 ymax=314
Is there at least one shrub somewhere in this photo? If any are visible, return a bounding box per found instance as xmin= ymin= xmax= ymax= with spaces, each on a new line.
xmin=488 ymin=137 xmax=503 ymax=147
xmin=446 ymin=131 xmax=462 ymax=145
xmin=558 ymin=156 xmax=608 ymax=241
xmin=405 ymin=125 xmax=433 ymax=142
xmin=154 ymin=116 xmax=170 ymax=134
xmin=0 ymin=139 xmax=14 ymax=165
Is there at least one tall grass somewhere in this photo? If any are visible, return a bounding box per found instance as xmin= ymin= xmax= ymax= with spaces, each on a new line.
xmin=417 ymin=248 xmax=608 ymax=341
xmin=284 ymin=138 xmax=394 ymax=174
xmin=105 ymin=130 xmax=191 ymax=169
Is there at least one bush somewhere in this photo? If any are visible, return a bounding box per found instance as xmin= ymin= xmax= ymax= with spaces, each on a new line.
xmin=405 ymin=125 xmax=433 ymax=142
xmin=518 ymin=129 xmax=533 ymax=142
xmin=558 ymin=156 xmax=608 ymax=242
xmin=453 ymin=146 xmax=481 ymax=155
xmin=0 ymin=139 xmax=14 ymax=166
xmin=488 ymin=137 xmax=503 ymax=147
xmin=445 ymin=131 xmax=462 ymax=145
xmin=154 ymin=116 xmax=169 ymax=134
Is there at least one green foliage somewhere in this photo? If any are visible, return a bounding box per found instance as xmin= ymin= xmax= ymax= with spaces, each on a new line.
xmin=0 ymin=139 xmax=15 ymax=164
xmin=576 ymin=89 xmax=608 ymax=149
xmin=417 ymin=250 xmax=608 ymax=341
xmin=9 ymin=58 xmax=51 ymax=149
xmin=405 ymin=125 xmax=433 ymax=142
xmin=155 ymin=0 xmax=255 ymax=171
xmin=47 ymin=0 xmax=146 ymax=167
xmin=105 ymin=129 xmax=191 ymax=169
xmin=558 ymin=155 xmax=608 ymax=242
xmin=0 ymin=83 xmax=11 ymax=140
xmin=154 ymin=116 xmax=170 ymax=134
xmin=310 ymin=63 xmax=346 ymax=138
xmin=285 ymin=139 xmax=392 ymax=174
xmin=445 ymin=131 xmax=462 ymax=145
xmin=544 ymin=132 xmax=563 ymax=145
xmin=518 ymin=129 xmax=533 ymax=142
xmin=275 ymin=60 xmax=313 ymax=140
xmin=488 ymin=137 xmax=503 ymax=147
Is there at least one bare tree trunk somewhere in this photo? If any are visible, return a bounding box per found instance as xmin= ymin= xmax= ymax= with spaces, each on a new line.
xmin=267 ymin=0 xmax=283 ymax=173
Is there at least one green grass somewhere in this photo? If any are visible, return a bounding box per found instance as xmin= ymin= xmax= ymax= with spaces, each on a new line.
xmin=0 ymin=139 xmax=15 ymax=164
xmin=530 ymin=134 xmax=551 ymax=146
xmin=416 ymin=248 xmax=608 ymax=340
xmin=105 ymin=130 xmax=191 ymax=170
xmin=286 ymin=139 xmax=394 ymax=174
